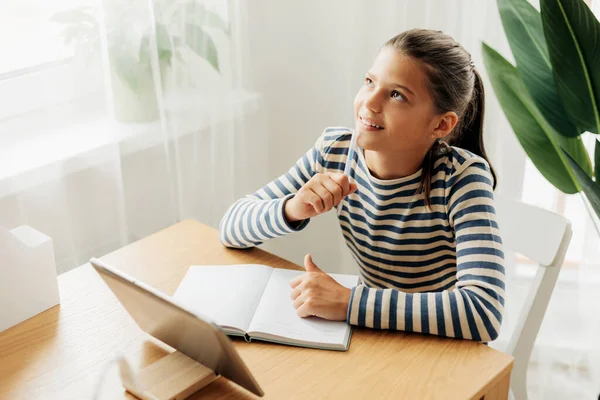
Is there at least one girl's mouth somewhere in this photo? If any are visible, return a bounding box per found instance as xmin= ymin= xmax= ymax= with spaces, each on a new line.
xmin=359 ymin=116 xmax=384 ymax=130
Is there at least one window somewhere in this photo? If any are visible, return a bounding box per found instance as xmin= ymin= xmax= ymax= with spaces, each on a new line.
xmin=0 ymin=0 xmax=102 ymax=120
xmin=0 ymin=1 xmax=89 ymax=75
xmin=0 ymin=0 xmax=231 ymax=121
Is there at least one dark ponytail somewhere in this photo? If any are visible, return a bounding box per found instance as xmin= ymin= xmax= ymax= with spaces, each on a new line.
xmin=447 ymin=69 xmax=497 ymax=189
xmin=384 ymin=29 xmax=497 ymax=206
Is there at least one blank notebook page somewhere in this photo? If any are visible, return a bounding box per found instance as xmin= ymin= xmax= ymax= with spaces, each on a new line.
xmin=173 ymin=264 xmax=273 ymax=332
xmin=248 ymin=268 xmax=359 ymax=344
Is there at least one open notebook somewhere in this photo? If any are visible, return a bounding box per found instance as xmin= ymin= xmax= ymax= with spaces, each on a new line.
xmin=173 ymin=264 xmax=359 ymax=351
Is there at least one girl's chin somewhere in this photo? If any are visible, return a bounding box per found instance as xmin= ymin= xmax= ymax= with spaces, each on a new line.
xmin=356 ymin=134 xmax=380 ymax=151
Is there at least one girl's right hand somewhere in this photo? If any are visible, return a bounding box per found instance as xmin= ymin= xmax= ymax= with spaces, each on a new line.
xmin=284 ymin=172 xmax=358 ymax=223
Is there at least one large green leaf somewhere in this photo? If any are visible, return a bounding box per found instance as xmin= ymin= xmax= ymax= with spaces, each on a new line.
xmin=498 ymin=0 xmax=580 ymax=137
xmin=564 ymin=150 xmax=600 ymax=219
xmin=554 ymin=127 xmax=593 ymax=178
xmin=541 ymin=0 xmax=600 ymax=134
xmin=482 ymin=42 xmax=591 ymax=193
xmin=594 ymin=139 xmax=600 ymax=182
xmin=184 ymin=24 xmax=219 ymax=72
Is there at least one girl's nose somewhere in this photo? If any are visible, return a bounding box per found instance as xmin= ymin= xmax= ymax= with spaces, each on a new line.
xmin=363 ymin=91 xmax=382 ymax=113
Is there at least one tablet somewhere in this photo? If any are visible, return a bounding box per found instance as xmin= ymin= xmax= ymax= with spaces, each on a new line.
xmin=90 ymin=257 xmax=264 ymax=397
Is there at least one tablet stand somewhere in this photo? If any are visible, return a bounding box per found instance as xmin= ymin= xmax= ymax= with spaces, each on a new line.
xmin=118 ymin=350 xmax=219 ymax=400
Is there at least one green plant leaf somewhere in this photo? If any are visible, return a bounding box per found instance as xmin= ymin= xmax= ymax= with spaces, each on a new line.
xmin=498 ymin=0 xmax=580 ymax=137
xmin=139 ymin=36 xmax=150 ymax=69
xmin=139 ymin=23 xmax=172 ymax=70
xmin=184 ymin=23 xmax=219 ymax=72
xmin=198 ymin=8 xmax=229 ymax=34
xmin=156 ymin=23 xmax=173 ymax=63
xmin=156 ymin=23 xmax=171 ymax=51
xmin=110 ymin=50 xmax=140 ymax=92
xmin=554 ymin=129 xmax=593 ymax=178
xmin=563 ymin=149 xmax=600 ymax=219
xmin=541 ymin=0 xmax=600 ymax=134
xmin=182 ymin=1 xmax=229 ymax=34
xmin=594 ymin=139 xmax=600 ymax=178
xmin=482 ymin=42 xmax=592 ymax=193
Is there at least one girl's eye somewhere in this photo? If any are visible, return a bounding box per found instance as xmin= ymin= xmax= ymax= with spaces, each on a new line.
xmin=365 ymin=77 xmax=373 ymax=86
xmin=391 ymin=90 xmax=405 ymax=101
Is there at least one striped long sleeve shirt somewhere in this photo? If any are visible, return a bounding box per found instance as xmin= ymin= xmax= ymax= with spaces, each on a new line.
xmin=219 ymin=127 xmax=505 ymax=342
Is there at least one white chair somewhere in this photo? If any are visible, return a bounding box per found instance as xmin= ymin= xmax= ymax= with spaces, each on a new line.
xmin=494 ymin=196 xmax=573 ymax=400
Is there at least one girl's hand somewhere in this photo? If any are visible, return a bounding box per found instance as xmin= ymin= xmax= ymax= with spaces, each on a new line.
xmin=284 ymin=173 xmax=357 ymax=223
xmin=289 ymin=254 xmax=351 ymax=321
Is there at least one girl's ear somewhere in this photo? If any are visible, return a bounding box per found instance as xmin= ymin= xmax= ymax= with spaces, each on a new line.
xmin=431 ymin=111 xmax=458 ymax=140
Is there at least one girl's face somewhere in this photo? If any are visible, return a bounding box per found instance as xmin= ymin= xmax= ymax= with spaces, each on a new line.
xmin=353 ymin=47 xmax=449 ymax=155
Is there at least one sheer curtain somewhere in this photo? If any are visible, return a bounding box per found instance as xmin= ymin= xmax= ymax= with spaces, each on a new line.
xmin=0 ymin=0 xmax=268 ymax=274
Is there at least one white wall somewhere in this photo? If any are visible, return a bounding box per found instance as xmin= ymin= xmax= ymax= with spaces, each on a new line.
xmin=237 ymin=1 xmax=359 ymax=273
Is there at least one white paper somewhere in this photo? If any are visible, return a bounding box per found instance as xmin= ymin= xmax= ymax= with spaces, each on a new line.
xmin=173 ymin=264 xmax=273 ymax=332
xmin=248 ymin=269 xmax=359 ymax=345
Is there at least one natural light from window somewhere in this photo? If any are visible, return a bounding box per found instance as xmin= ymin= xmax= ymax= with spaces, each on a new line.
xmin=1 ymin=0 xmax=228 ymax=77
xmin=0 ymin=0 xmax=98 ymax=75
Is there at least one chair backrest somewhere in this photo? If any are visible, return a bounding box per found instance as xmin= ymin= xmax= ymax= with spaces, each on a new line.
xmin=495 ymin=197 xmax=571 ymax=267
xmin=494 ymin=196 xmax=573 ymax=398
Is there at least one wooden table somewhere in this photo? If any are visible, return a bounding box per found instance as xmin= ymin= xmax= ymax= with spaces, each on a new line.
xmin=0 ymin=220 xmax=513 ymax=399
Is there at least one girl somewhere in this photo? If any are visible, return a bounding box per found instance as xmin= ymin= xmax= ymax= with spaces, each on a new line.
xmin=219 ymin=29 xmax=504 ymax=342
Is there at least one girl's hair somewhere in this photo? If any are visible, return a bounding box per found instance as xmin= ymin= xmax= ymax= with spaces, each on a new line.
xmin=384 ymin=29 xmax=497 ymax=205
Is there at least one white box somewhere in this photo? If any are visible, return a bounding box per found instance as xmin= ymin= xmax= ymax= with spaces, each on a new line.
xmin=0 ymin=225 xmax=60 ymax=332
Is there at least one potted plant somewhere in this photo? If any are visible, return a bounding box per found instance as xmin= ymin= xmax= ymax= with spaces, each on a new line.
xmin=52 ymin=1 xmax=228 ymax=123
xmin=482 ymin=0 xmax=600 ymax=233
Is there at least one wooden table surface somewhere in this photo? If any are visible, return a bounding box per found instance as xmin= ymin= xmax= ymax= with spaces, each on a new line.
xmin=0 ymin=220 xmax=513 ymax=399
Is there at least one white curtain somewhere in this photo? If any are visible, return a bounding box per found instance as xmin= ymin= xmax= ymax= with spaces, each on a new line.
xmin=0 ymin=0 xmax=269 ymax=274
xmin=2 ymin=0 xmax=598 ymax=398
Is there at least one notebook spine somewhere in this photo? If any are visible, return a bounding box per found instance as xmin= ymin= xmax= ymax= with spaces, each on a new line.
xmin=244 ymin=333 xmax=252 ymax=343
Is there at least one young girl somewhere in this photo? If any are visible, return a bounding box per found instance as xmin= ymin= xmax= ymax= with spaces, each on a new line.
xmin=219 ymin=29 xmax=504 ymax=342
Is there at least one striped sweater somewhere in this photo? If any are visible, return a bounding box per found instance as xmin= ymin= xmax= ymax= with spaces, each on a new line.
xmin=220 ymin=127 xmax=505 ymax=342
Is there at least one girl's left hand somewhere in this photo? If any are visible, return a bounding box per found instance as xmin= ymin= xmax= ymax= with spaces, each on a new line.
xmin=289 ymin=254 xmax=351 ymax=321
